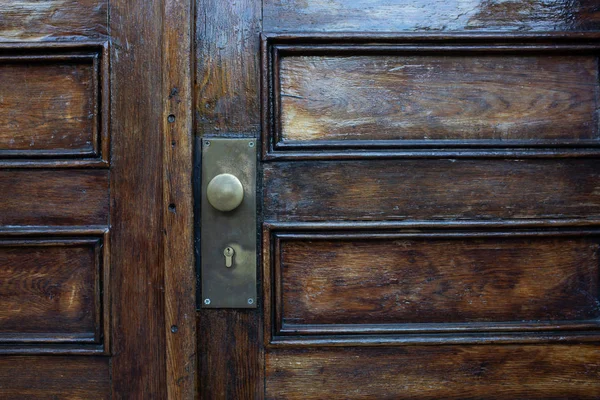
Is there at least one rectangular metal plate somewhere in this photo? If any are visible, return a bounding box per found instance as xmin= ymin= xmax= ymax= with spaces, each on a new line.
xmin=201 ymin=138 xmax=257 ymax=308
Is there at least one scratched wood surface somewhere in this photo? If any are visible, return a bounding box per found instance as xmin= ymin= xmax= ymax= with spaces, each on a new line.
xmin=266 ymin=346 xmax=600 ymax=399
xmin=279 ymin=236 xmax=600 ymax=326
xmin=0 ymin=240 xmax=98 ymax=340
xmin=264 ymin=0 xmax=600 ymax=32
xmin=0 ymin=0 xmax=107 ymax=41
xmin=0 ymin=356 xmax=110 ymax=399
xmin=0 ymin=170 xmax=108 ymax=227
xmin=280 ymin=55 xmax=599 ymax=142
xmin=0 ymin=61 xmax=96 ymax=155
xmin=264 ymin=159 xmax=600 ymax=221
xmin=109 ymin=0 xmax=168 ymax=396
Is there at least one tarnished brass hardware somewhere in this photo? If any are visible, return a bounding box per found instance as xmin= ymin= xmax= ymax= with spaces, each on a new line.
xmin=207 ymin=174 xmax=244 ymax=212
xmin=201 ymin=138 xmax=257 ymax=308
xmin=224 ymin=246 xmax=235 ymax=268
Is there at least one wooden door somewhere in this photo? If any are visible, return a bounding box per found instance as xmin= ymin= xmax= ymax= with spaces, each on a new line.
xmin=0 ymin=0 xmax=195 ymax=398
xmin=197 ymin=1 xmax=600 ymax=399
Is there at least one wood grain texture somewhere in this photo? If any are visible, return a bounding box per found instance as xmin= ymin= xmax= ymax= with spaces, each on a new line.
xmin=0 ymin=60 xmax=97 ymax=156
xmin=110 ymin=0 xmax=166 ymax=396
xmin=195 ymin=0 xmax=261 ymax=135
xmin=280 ymin=55 xmax=599 ymax=142
xmin=264 ymin=159 xmax=600 ymax=221
xmin=266 ymin=346 xmax=600 ymax=399
xmin=278 ymin=236 xmax=600 ymax=326
xmin=0 ymin=0 xmax=108 ymax=41
xmin=264 ymin=0 xmax=600 ymax=32
xmin=163 ymin=0 xmax=197 ymax=396
xmin=0 ymin=356 xmax=109 ymax=399
xmin=195 ymin=0 xmax=264 ymax=398
xmin=0 ymin=170 xmax=108 ymax=227
xmin=0 ymin=239 xmax=99 ymax=342
xmin=198 ymin=310 xmax=263 ymax=399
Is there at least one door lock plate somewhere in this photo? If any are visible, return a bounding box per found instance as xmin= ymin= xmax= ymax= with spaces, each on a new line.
xmin=201 ymin=138 xmax=257 ymax=308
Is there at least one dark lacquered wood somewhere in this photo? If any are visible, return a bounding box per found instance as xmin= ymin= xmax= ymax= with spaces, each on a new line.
xmin=264 ymin=0 xmax=600 ymax=32
xmin=277 ymin=234 xmax=600 ymax=326
xmin=279 ymin=54 xmax=598 ymax=143
xmin=198 ymin=310 xmax=263 ymax=399
xmin=0 ymin=170 xmax=109 ymax=227
xmin=0 ymin=356 xmax=109 ymax=399
xmin=163 ymin=0 xmax=197 ymax=396
xmin=195 ymin=0 xmax=264 ymax=398
xmin=266 ymin=346 xmax=600 ymax=399
xmin=0 ymin=0 xmax=107 ymax=42
xmin=0 ymin=58 xmax=97 ymax=156
xmin=0 ymin=239 xmax=101 ymax=343
xmin=264 ymin=159 xmax=600 ymax=221
xmin=109 ymin=0 xmax=167 ymax=397
xmin=196 ymin=0 xmax=261 ymax=135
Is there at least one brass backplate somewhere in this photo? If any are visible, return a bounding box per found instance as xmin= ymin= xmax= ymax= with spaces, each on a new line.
xmin=201 ymin=138 xmax=257 ymax=308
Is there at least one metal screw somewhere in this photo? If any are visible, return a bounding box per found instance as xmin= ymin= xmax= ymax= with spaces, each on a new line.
xmin=247 ymin=298 xmax=254 ymax=305
xmin=204 ymin=298 xmax=211 ymax=305
xmin=248 ymin=141 xmax=255 ymax=148
xmin=204 ymin=140 xmax=211 ymax=147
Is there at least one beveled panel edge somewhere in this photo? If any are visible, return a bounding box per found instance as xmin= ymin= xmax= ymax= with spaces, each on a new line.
xmin=0 ymin=229 xmax=109 ymax=355
xmin=263 ymin=221 xmax=600 ymax=347
xmin=261 ymin=32 xmax=600 ymax=161
xmin=0 ymin=41 xmax=110 ymax=168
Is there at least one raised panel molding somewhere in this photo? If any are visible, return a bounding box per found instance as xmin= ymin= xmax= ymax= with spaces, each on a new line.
xmin=0 ymin=231 xmax=109 ymax=354
xmin=264 ymin=222 xmax=600 ymax=346
xmin=261 ymin=32 xmax=600 ymax=160
xmin=0 ymin=42 xmax=109 ymax=167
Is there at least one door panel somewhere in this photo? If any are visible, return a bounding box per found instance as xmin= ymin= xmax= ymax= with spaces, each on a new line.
xmin=273 ymin=234 xmax=600 ymax=327
xmin=279 ymin=54 xmax=598 ymax=143
xmin=263 ymin=0 xmax=600 ymax=32
xmin=266 ymin=346 xmax=600 ymax=400
xmin=0 ymin=0 xmax=196 ymax=397
xmin=0 ymin=1 xmax=107 ymax=42
xmin=198 ymin=1 xmax=600 ymax=399
xmin=264 ymin=160 xmax=600 ymax=221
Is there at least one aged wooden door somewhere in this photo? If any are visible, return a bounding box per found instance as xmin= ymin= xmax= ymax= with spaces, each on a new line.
xmin=0 ymin=0 xmax=195 ymax=398
xmin=197 ymin=1 xmax=600 ymax=399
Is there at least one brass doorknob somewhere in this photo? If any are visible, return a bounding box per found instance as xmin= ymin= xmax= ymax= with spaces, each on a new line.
xmin=207 ymin=173 xmax=244 ymax=212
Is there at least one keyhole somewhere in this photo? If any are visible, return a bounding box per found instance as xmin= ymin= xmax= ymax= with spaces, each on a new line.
xmin=224 ymin=247 xmax=235 ymax=268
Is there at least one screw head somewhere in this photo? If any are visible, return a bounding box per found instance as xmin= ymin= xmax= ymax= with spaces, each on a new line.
xmin=204 ymin=140 xmax=210 ymax=147
xmin=247 ymin=298 xmax=254 ymax=305
xmin=204 ymin=298 xmax=211 ymax=305
xmin=248 ymin=141 xmax=255 ymax=148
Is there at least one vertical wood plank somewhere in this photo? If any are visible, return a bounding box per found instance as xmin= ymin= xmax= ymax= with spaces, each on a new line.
xmin=195 ymin=0 xmax=264 ymax=398
xmin=163 ymin=0 xmax=197 ymax=397
xmin=110 ymin=0 xmax=167 ymax=398
xmin=196 ymin=0 xmax=262 ymax=135
xmin=198 ymin=310 xmax=263 ymax=399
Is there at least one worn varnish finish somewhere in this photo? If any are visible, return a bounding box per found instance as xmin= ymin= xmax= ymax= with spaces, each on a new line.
xmin=0 ymin=170 xmax=109 ymax=227
xmin=195 ymin=0 xmax=264 ymax=398
xmin=0 ymin=60 xmax=97 ymax=156
xmin=266 ymin=346 xmax=600 ymax=399
xmin=0 ymin=239 xmax=100 ymax=342
xmin=264 ymin=160 xmax=600 ymax=221
xmin=278 ymin=235 xmax=600 ymax=326
xmin=198 ymin=310 xmax=263 ymax=399
xmin=109 ymin=0 xmax=167 ymax=397
xmin=0 ymin=0 xmax=108 ymax=42
xmin=280 ymin=55 xmax=599 ymax=142
xmin=0 ymin=356 xmax=109 ymax=399
xmin=163 ymin=0 xmax=197 ymax=396
xmin=195 ymin=0 xmax=261 ymax=135
xmin=264 ymin=0 xmax=600 ymax=32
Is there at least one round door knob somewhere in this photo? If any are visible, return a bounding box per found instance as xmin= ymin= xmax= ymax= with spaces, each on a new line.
xmin=207 ymin=173 xmax=244 ymax=212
